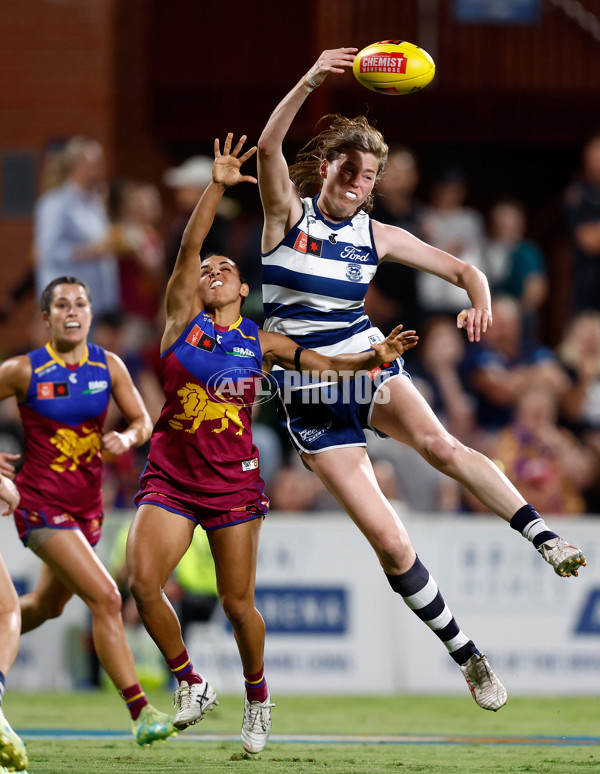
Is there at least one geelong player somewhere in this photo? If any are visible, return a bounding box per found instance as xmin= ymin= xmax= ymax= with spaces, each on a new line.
xmin=125 ymin=133 xmax=417 ymax=754
xmin=0 ymin=474 xmax=28 ymax=773
xmin=256 ymin=47 xmax=587 ymax=711
xmin=0 ymin=279 xmax=176 ymax=746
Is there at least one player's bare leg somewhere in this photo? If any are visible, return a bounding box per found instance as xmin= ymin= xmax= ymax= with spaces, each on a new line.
xmin=19 ymin=561 xmax=73 ymax=632
xmin=0 ymin=557 xmax=20 ymax=670
xmin=0 ymin=555 xmax=28 ymax=772
xmin=208 ymin=518 xmax=274 ymax=752
xmin=127 ymin=505 xmax=195 ymax=657
xmin=304 ymin=445 xmax=415 ymax=573
xmin=127 ymin=505 xmax=217 ymax=729
xmin=30 ymin=530 xmax=138 ymax=687
xmin=371 ymin=375 xmax=586 ymax=576
xmin=27 ymin=529 xmax=176 ymax=744
xmin=305 ymin=445 xmax=506 ymax=711
xmin=207 ymin=518 xmax=265 ymax=673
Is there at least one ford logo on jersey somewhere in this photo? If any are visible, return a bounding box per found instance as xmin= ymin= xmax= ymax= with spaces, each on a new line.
xmin=340 ymin=245 xmax=369 ymax=262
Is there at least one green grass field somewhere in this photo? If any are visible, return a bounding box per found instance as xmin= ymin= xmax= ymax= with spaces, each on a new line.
xmin=5 ymin=689 xmax=599 ymax=773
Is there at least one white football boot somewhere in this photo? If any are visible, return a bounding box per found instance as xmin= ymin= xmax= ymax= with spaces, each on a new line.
xmin=241 ymin=693 xmax=275 ymax=754
xmin=459 ymin=653 xmax=508 ymax=711
xmin=538 ymin=538 xmax=586 ymax=577
xmin=173 ymin=679 xmax=219 ymax=729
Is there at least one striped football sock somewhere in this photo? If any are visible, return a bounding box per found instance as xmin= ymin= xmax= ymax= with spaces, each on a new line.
xmin=386 ymin=556 xmax=479 ymax=666
xmin=166 ymin=648 xmax=203 ymax=686
xmin=510 ymin=504 xmax=558 ymax=549
xmin=244 ymin=664 xmax=268 ymax=703
xmin=121 ymin=683 xmax=148 ymax=721
xmin=0 ymin=670 xmax=5 ymax=708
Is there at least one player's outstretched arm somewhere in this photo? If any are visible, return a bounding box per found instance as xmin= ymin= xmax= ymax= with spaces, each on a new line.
xmin=163 ymin=134 xmax=257 ymax=351
xmin=260 ymin=324 xmax=418 ymax=376
xmin=374 ymin=219 xmax=492 ymax=343
xmin=258 ymin=48 xmax=357 ymax=249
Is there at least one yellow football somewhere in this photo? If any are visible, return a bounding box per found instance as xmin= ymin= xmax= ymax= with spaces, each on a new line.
xmin=353 ymin=39 xmax=435 ymax=95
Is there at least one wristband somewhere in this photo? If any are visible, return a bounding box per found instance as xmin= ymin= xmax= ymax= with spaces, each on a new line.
xmin=303 ymin=74 xmax=318 ymax=92
xmin=294 ymin=346 xmax=305 ymax=372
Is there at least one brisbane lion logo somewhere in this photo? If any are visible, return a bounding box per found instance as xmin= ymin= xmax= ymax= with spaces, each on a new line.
xmin=169 ymin=383 xmax=245 ymax=436
xmin=49 ymin=426 xmax=101 ymax=472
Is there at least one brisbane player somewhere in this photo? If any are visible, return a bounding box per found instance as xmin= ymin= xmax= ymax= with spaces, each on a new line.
xmin=125 ymin=133 xmax=417 ymax=754
xmin=0 ymin=277 xmax=176 ymax=746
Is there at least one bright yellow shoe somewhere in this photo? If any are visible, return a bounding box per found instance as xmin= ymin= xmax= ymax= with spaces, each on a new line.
xmin=132 ymin=704 xmax=178 ymax=747
xmin=0 ymin=710 xmax=28 ymax=772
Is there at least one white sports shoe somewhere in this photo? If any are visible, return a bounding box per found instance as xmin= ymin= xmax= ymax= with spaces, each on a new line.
xmin=173 ymin=679 xmax=219 ymax=729
xmin=459 ymin=653 xmax=507 ymax=711
xmin=241 ymin=694 xmax=275 ymax=754
xmin=538 ymin=538 xmax=586 ymax=577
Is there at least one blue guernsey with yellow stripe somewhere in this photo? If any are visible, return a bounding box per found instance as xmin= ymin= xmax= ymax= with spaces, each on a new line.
xmin=16 ymin=342 xmax=111 ymax=519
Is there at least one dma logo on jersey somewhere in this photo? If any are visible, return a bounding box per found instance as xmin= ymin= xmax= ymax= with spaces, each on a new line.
xmin=82 ymin=380 xmax=109 ymax=395
xmin=228 ymin=346 xmax=255 ymax=359
xmin=293 ymin=232 xmax=323 ymax=257
xmin=37 ymin=382 xmax=70 ymax=400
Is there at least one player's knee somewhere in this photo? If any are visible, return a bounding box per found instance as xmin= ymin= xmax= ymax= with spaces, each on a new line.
xmin=219 ymin=593 xmax=253 ymax=629
xmin=423 ymin=432 xmax=461 ymax=471
xmin=375 ymin=530 xmax=413 ymax=573
xmin=92 ymin=581 xmax=123 ymax=620
xmin=128 ymin=571 xmax=160 ymax=609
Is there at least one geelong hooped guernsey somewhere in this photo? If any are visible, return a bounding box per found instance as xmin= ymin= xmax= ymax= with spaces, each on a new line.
xmin=262 ymin=195 xmax=382 ymax=370
xmin=145 ymin=312 xmax=263 ymax=493
xmin=17 ymin=342 xmax=111 ymax=519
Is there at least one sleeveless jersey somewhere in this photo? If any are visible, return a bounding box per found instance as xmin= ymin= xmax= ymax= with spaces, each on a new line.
xmin=17 ymin=342 xmax=111 ymax=519
xmin=145 ymin=312 xmax=263 ymax=493
xmin=262 ymin=195 xmax=382 ymax=357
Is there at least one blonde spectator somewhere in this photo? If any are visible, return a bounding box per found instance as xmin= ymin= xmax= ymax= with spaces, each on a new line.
xmin=34 ymin=136 xmax=121 ymax=316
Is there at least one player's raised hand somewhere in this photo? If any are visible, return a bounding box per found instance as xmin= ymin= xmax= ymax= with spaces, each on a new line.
xmin=304 ymin=47 xmax=358 ymax=90
xmin=371 ymin=324 xmax=419 ymax=362
xmin=457 ymin=307 xmax=492 ymax=343
xmin=213 ymin=133 xmax=257 ymax=188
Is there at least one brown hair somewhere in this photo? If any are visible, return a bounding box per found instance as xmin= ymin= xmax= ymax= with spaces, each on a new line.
xmin=289 ymin=115 xmax=388 ymax=214
xmin=41 ymin=276 xmax=91 ymax=314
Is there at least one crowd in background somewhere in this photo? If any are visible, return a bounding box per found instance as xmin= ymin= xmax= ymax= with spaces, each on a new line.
xmin=2 ymin=131 xmax=600 ymax=517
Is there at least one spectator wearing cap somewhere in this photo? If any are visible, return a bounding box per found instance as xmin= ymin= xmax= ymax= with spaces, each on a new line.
xmin=163 ymin=155 xmax=238 ymax=275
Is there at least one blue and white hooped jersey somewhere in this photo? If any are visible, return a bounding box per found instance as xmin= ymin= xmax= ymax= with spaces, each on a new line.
xmin=262 ymin=195 xmax=384 ymax=360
